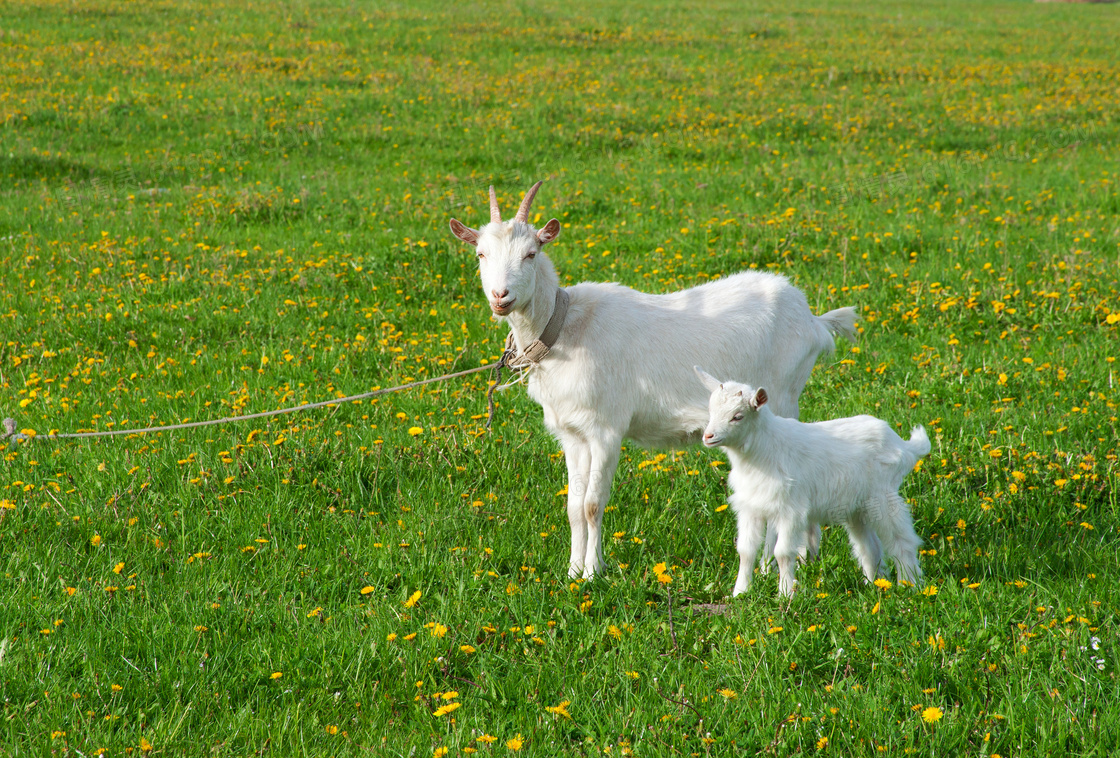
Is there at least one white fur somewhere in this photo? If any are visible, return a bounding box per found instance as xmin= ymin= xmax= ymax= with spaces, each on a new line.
xmin=449 ymin=185 xmax=857 ymax=579
xmin=695 ymin=367 xmax=929 ymax=597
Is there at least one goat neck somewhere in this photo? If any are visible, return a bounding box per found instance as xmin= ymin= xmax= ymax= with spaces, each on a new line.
xmin=504 ymin=246 xmax=561 ymax=355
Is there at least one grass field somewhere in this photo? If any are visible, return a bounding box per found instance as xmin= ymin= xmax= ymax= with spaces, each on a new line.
xmin=2 ymin=0 xmax=1119 ymax=754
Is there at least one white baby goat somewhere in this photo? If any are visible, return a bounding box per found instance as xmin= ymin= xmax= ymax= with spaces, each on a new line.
xmin=694 ymin=367 xmax=931 ymax=595
xmin=695 ymin=367 xmax=928 ymax=597
xmin=448 ymin=181 xmax=857 ymax=579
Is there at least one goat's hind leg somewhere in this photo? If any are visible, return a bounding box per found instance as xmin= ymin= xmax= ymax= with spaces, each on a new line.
xmin=879 ymin=492 xmax=923 ymax=586
xmin=843 ymin=511 xmax=883 ymax=583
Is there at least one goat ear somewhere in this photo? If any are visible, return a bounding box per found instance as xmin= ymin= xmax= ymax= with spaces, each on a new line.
xmin=449 ymin=219 xmax=480 ymax=246
xmin=536 ymin=218 xmax=561 ymax=245
xmin=751 ymin=388 xmax=769 ymax=409
xmin=693 ymin=366 xmax=721 ymax=393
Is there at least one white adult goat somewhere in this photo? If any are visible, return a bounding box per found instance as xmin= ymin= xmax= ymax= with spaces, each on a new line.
xmin=448 ymin=181 xmax=857 ymax=579
xmin=695 ymin=367 xmax=928 ymax=597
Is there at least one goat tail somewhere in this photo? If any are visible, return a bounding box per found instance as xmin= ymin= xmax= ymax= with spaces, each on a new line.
xmin=907 ymin=425 xmax=932 ymax=459
xmin=818 ymin=306 xmax=858 ymax=344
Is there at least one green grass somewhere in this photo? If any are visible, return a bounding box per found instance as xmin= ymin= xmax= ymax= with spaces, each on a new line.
xmin=2 ymin=0 xmax=1118 ymax=754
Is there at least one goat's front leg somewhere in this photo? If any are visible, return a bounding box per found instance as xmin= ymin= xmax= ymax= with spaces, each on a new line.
xmin=733 ymin=513 xmax=766 ymax=596
xmin=580 ymin=432 xmax=623 ymax=579
xmin=772 ymin=514 xmax=808 ymax=597
xmin=560 ymin=435 xmax=592 ymax=579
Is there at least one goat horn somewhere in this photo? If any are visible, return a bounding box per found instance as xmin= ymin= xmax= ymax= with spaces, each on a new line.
xmin=489 ymin=185 xmax=501 ymax=224
xmin=514 ymin=181 xmax=543 ymax=223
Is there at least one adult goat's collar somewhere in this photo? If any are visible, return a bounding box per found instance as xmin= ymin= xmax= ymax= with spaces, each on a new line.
xmin=503 ymin=288 xmax=569 ymax=370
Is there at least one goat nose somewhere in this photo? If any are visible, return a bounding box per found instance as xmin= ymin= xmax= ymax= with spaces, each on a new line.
xmin=702 ymin=432 xmax=713 ymax=442
xmin=492 ymin=288 xmax=509 ymax=300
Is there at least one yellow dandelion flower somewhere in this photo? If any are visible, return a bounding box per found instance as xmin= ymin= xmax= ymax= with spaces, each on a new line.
xmin=360 ymin=585 xmax=375 ymax=595
xmin=608 ymin=625 xmax=622 ymax=640
xmin=408 ymin=426 xmax=423 ymax=436
xmin=921 ymin=585 xmax=939 ymax=597
xmin=325 ymin=725 xmax=338 ymax=735
xmin=404 ymin=590 xmax=422 ymax=608
xmin=873 ymin=578 xmax=892 ymax=590
xmin=478 ymin=735 xmax=498 ymax=744
xmin=507 ymin=734 xmax=524 ymax=751
xmin=717 ymin=688 xmax=737 ymax=699
xmin=140 ymin=736 xmax=153 ymax=752
xmin=817 ymin=736 xmax=829 ymax=749
xmin=545 ymin=700 xmax=572 ymax=718
xmin=657 ymin=573 xmax=672 ymax=584
xmin=270 ymin=672 xmax=283 ymax=680
xmin=652 ymin=562 xmax=668 ymax=576
xmin=91 ymin=535 xmax=102 ymax=547
xmin=434 ymin=748 xmax=449 ymax=758
xmin=113 ymin=562 xmax=125 ymax=575
xmin=460 ymin=644 xmax=476 ymax=654
xmin=433 ymin=702 xmax=461 ymax=717
xmin=430 ymin=623 xmax=449 ymax=638
xmin=922 ymin=706 xmax=944 ymax=723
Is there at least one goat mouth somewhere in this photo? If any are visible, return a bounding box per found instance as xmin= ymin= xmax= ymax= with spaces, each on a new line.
xmin=702 ymin=437 xmax=722 ymax=447
xmin=490 ymin=300 xmax=516 ymax=315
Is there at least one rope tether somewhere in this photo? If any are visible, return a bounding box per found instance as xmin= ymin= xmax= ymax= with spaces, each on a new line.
xmin=2 ymin=363 xmax=499 ymax=446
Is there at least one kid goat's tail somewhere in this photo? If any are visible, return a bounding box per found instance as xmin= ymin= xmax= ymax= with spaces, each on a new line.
xmin=907 ymin=425 xmax=932 ymax=459
xmin=818 ymin=306 xmax=859 ymax=344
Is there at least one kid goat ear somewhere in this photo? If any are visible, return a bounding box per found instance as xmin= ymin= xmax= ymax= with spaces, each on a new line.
xmin=693 ymin=366 xmax=721 ymax=393
xmin=752 ymin=388 xmax=769 ymax=408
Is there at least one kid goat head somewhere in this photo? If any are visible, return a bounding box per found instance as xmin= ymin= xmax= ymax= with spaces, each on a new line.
xmin=448 ymin=181 xmax=562 ymax=317
xmin=695 ymin=367 xmax=769 ymax=449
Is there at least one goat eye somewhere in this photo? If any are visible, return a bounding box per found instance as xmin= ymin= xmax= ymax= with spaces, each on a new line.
xmin=731 ymin=413 xmax=743 ymax=422
xmin=525 ymin=252 xmax=536 ymax=260
xmin=476 ymin=252 xmax=485 ymax=260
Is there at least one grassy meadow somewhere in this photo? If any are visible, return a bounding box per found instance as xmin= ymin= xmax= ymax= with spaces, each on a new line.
xmin=2 ymin=0 xmax=1119 ymax=754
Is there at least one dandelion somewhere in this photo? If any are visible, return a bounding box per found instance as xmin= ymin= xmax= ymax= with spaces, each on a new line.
xmin=434 ymin=748 xmax=448 ymax=758
xmin=90 ymin=535 xmax=102 ymax=547
xmin=873 ymin=578 xmax=892 ymax=590
xmin=408 ymin=426 xmax=423 ymax=436
xmin=140 ymin=736 xmax=153 ymax=752
xmin=545 ymin=700 xmax=572 ymax=718
xmin=433 ymin=702 xmax=461 ymax=717
xmin=921 ymin=706 xmax=944 ymax=724
xmin=717 ymin=688 xmax=737 ymax=699
xmin=360 ymin=586 xmax=375 ymax=595
xmin=460 ymin=644 xmax=476 ymax=654
xmin=478 ymin=735 xmax=498 ymax=744
xmin=325 ymin=725 xmax=339 ymax=735
xmin=507 ymin=734 xmax=524 ymax=751
xmin=404 ymin=590 xmax=422 ymax=608
xmin=817 ymin=736 xmax=829 ymax=749
xmin=921 ymin=585 xmax=939 ymax=597
xmin=270 ymin=672 xmax=283 ymax=680
xmin=608 ymin=625 xmax=622 ymax=639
